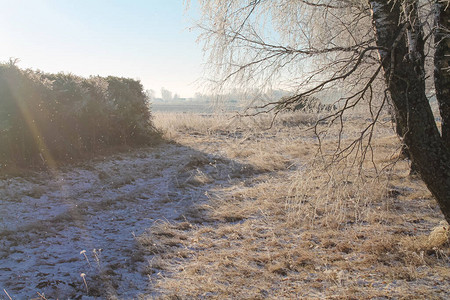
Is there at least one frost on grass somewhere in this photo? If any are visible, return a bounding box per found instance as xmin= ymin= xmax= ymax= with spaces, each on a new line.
xmin=0 ymin=132 xmax=256 ymax=299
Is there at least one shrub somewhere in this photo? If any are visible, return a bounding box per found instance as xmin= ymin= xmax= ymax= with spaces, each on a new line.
xmin=0 ymin=61 xmax=159 ymax=170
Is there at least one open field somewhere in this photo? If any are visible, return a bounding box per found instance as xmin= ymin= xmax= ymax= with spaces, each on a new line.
xmin=148 ymin=112 xmax=450 ymax=299
xmin=0 ymin=111 xmax=449 ymax=299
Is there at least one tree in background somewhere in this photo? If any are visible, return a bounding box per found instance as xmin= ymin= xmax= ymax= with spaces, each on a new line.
xmin=193 ymin=0 xmax=450 ymax=223
xmin=146 ymin=89 xmax=156 ymax=102
xmin=161 ymin=87 xmax=173 ymax=102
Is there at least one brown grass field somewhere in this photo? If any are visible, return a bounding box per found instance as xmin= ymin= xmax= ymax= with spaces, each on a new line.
xmin=136 ymin=111 xmax=450 ymax=299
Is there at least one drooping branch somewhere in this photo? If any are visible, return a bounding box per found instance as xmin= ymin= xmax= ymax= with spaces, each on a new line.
xmin=298 ymin=0 xmax=359 ymax=9
xmin=194 ymin=0 xmax=450 ymax=223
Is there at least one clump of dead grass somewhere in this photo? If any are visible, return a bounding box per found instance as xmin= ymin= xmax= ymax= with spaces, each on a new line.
xmin=285 ymin=163 xmax=389 ymax=229
xmin=428 ymin=221 xmax=450 ymax=248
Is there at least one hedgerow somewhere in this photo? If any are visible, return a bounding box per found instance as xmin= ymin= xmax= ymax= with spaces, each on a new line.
xmin=0 ymin=61 xmax=159 ymax=169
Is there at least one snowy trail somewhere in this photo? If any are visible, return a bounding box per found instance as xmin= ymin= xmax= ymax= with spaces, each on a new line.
xmin=0 ymin=142 xmax=238 ymax=299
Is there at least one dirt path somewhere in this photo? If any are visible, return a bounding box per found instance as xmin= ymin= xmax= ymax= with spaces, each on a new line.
xmin=0 ymin=142 xmax=245 ymax=299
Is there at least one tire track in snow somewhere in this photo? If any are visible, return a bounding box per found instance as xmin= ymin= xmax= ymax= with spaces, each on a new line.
xmin=0 ymin=142 xmax=228 ymax=299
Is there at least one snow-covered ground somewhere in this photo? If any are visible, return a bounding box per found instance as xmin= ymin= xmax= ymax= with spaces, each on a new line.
xmin=0 ymin=142 xmax=248 ymax=299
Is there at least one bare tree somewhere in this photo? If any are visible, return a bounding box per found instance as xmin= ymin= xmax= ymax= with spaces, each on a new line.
xmin=161 ymin=87 xmax=173 ymax=102
xmin=146 ymin=89 xmax=156 ymax=102
xmin=192 ymin=0 xmax=450 ymax=223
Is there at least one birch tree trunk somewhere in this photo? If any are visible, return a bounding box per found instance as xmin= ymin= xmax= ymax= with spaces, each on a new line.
xmin=434 ymin=0 xmax=450 ymax=149
xmin=369 ymin=0 xmax=450 ymax=223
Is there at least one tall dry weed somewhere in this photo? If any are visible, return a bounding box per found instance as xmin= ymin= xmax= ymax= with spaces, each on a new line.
xmin=286 ymin=162 xmax=389 ymax=229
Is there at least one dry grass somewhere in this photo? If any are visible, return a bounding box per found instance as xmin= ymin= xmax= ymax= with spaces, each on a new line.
xmin=143 ymin=111 xmax=450 ymax=299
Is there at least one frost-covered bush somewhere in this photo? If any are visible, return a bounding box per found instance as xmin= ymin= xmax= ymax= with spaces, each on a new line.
xmin=0 ymin=62 xmax=159 ymax=169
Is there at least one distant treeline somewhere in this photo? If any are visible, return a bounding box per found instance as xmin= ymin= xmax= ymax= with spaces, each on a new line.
xmin=0 ymin=61 xmax=159 ymax=169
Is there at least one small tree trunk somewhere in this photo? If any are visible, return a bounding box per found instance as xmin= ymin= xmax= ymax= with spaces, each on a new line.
xmin=369 ymin=0 xmax=450 ymax=223
xmin=434 ymin=0 xmax=450 ymax=149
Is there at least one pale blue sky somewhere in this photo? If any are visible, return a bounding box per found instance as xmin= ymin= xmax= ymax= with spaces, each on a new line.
xmin=0 ymin=0 xmax=203 ymax=97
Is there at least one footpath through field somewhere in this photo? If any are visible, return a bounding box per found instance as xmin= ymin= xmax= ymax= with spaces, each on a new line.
xmin=0 ymin=141 xmax=247 ymax=299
